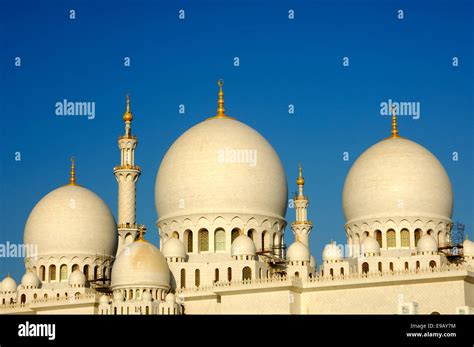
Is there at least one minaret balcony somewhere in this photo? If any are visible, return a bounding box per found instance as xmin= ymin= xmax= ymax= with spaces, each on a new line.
xmin=290 ymin=220 xmax=313 ymax=227
xmin=113 ymin=164 xmax=141 ymax=172
xmin=118 ymin=134 xmax=137 ymax=140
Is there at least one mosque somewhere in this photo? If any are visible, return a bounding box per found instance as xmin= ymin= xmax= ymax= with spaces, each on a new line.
xmin=0 ymin=81 xmax=473 ymax=314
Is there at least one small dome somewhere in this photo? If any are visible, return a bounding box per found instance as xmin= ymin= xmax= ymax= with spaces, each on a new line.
xmin=142 ymin=291 xmax=152 ymax=302
xmin=21 ymin=271 xmax=41 ymax=288
xmin=99 ymin=294 xmax=110 ymax=305
xmin=287 ymin=241 xmax=310 ymax=262
xmin=231 ymin=235 xmax=256 ymax=257
xmin=111 ymin=240 xmax=170 ymax=290
xmin=310 ymin=256 xmax=316 ymax=268
xmin=322 ymin=242 xmax=343 ymax=261
xmin=162 ymin=238 xmax=186 ymax=259
xmin=361 ymin=236 xmax=380 ymax=255
xmin=68 ymin=270 xmax=86 ymax=286
xmin=463 ymin=237 xmax=474 ymax=257
xmin=165 ymin=293 xmax=175 ymax=304
xmin=113 ymin=291 xmax=124 ymax=302
xmin=417 ymin=235 xmax=438 ymax=253
xmin=2 ymin=275 xmax=17 ymax=292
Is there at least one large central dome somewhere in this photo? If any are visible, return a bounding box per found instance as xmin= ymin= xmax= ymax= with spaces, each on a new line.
xmin=155 ymin=117 xmax=288 ymax=221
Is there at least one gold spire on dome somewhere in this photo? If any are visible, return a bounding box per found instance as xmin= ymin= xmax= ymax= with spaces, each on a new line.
xmin=390 ymin=105 xmax=399 ymax=138
xmin=297 ymin=162 xmax=305 ymax=186
xmin=208 ymin=79 xmax=235 ymax=120
xmin=69 ymin=157 xmax=76 ymax=185
xmin=123 ymin=95 xmax=133 ymax=122
xmin=466 ymin=233 xmax=469 ymax=241
xmin=137 ymin=225 xmax=147 ymax=242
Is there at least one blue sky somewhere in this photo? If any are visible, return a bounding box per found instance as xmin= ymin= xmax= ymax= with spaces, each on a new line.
xmin=1 ymin=0 xmax=473 ymax=281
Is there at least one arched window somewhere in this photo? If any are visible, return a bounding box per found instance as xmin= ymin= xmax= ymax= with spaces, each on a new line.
xmin=387 ymin=229 xmax=396 ymax=248
xmin=214 ymin=229 xmax=225 ymax=252
xmin=195 ymin=269 xmax=200 ymax=287
xmin=94 ymin=266 xmax=99 ymax=280
xmin=362 ymin=262 xmax=369 ymax=274
xmin=429 ymin=260 xmax=436 ymax=268
xmin=259 ymin=268 xmax=262 ymax=279
xmin=294 ymin=272 xmax=300 ymax=279
xmin=20 ymin=294 xmax=26 ymax=304
xmin=172 ymin=231 xmax=179 ymax=239
xmin=72 ymin=264 xmax=79 ymax=272
xmin=378 ymin=262 xmax=382 ymax=273
xmin=248 ymin=229 xmax=255 ymax=242
xmin=39 ymin=266 xmax=45 ymax=281
xmin=261 ymin=231 xmax=269 ymax=251
xmin=83 ymin=265 xmax=89 ymax=280
xmin=340 ymin=267 xmax=344 ymax=275
xmin=375 ymin=230 xmax=382 ymax=247
xmin=242 ymin=266 xmax=252 ymax=281
xmin=427 ymin=229 xmax=433 ymax=236
xmin=416 ymin=261 xmax=420 ymax=270
xmin=273 ymin=233 xmax=279 ymax=247
xmin=404 ymin=262 xmax=409 ymax=270
xmin=146 ymin=306 xmax=149 ymax=315
xmin=129 ymin=289 xmax=133 ymax=299
xmin=389 ymin=262 xmax=394 ymax=272
xmin=198 ymin=229 xmax=209 ymax=252
xmin=329 ymin=268 xmax=334 ymax=277
xmin=60 ymin=264 xmax=67 ymax=281
xmin=49 ymin=265 xmax=57 ymax=281
xmin=401 ymin=229 xmax=410 ymax=247
xmin=227 ymin=267 xmax=232 ymax=282
xmin=184 ymin=230 xmax=193 ymax=253
xmin=414 ymin=229 xmax=422 ymax=246
xmin=180 ymin=269 xmax=186 ymax=288
xmin=215 ymin=268 xmax=219 ymax=282
xmin=231 ymin=228 xmax=241 ymax=243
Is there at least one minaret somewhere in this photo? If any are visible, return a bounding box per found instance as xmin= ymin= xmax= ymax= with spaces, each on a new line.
xmin=114 ymin=96 xmax=142 ymax=256
xmin=290 ymin=163 xmax=313 ymax=247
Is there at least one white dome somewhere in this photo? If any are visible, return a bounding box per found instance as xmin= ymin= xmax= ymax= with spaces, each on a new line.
xmin=155 ymin=118 xmax=288 ymax=221
xmin=343 ymin=138 xmax=453 ymax=224
xmin=322 ymin=242 xmax=343 ymax=261
xmin=165 ymin=293 xmax=175 ymax=304
xmin=68 ymin=270 xmax=86 ymax=286
xmin=463 ymin=237 xmax=474 ymax=257
xmin=24 ymin=185 xmax=118 ymax=258
xmin=361 ymin=236 xmax=380 ymax=255
xmin=417 ymin=235 xmax=438 ymax=253
xmin=142 ymin=291 xmax=152 ymax=302
xmin=162 ymin=238 xmax=186 ymax=259
xmin=287 ymin=241 xmax=310 ymax=262
xmin=2 ymin=275 xmax=17 ymax=292
xmin=231 ymin=235 xmax=256 ymax=257
xmin=111 ymin=240 xmax=170 ymax=290
xmin=99 ymin=294 xmax=110 ymax=305
xmin=21 ymin=271 xmax=41 ymax=288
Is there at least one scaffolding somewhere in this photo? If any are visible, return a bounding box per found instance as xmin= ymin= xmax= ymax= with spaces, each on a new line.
xmin=88 ymin=253 xmax=114 ymax=294
xmin=438 ymin=222 xmax=465 ymax=263
xmin=256 ymin=244 xmax=288 ymax=277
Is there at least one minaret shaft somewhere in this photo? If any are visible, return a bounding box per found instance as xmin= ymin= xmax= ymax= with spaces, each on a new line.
xmin=114 ymin=96 xmax=141 ymax=256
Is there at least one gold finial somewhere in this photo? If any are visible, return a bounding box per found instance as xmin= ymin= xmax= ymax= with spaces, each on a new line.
xmin=123 ymin=95 xmax=133 ymax=122
xmin=297 ymin=162 xmax=305 ymax=186
xmin=391 ymin=105 xmax=399 ymax=138
xmin=208 ymin=79 xmax=234 ymax=120
xmin=137 ymin=225 xmax=147 ymax=242
xmin=466 ymin=233 xmax=469 ymax=241
xmin=69 ymin=157 xmax=76 ymax=185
